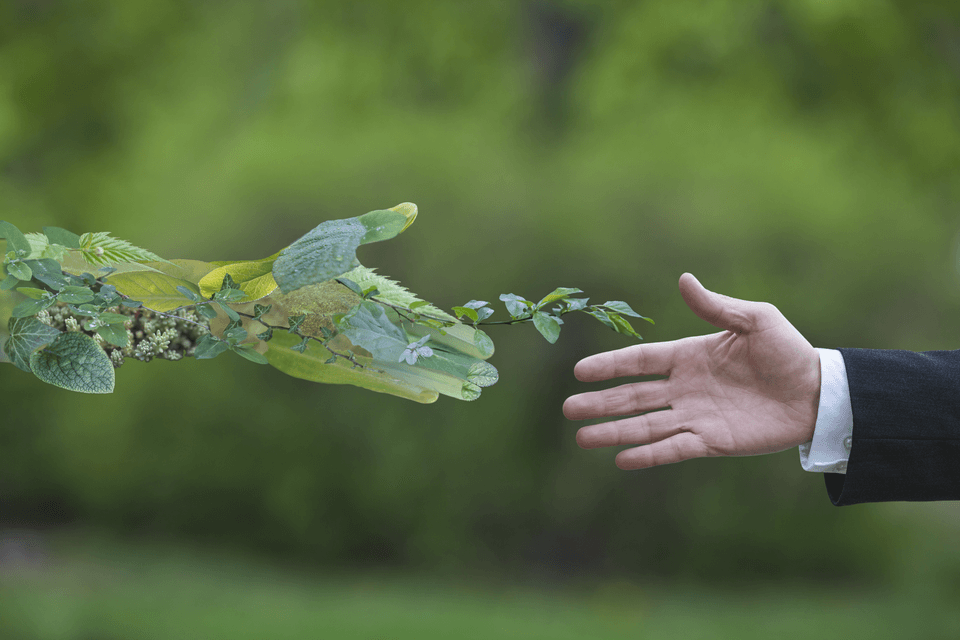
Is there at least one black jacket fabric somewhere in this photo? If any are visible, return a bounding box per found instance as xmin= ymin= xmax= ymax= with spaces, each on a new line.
xmin=825 ymin=348 xmax=960 ymax=505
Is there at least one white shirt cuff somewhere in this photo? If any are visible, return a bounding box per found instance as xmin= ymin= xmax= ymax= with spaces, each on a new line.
xmin=799 ymin=348 xmax=853 ymax=474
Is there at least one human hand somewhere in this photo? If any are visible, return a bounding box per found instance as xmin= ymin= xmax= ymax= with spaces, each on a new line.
xmin=563 ymin=273 xmax=821 ymax=469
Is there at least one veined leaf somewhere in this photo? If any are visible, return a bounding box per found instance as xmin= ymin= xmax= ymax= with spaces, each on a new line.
xmin=339 ymin=265 xmax=456 ymax=322
xmin=5 ymin=316 xmax=61 ymax=372
xmin=533 ymin=311 xmax=561 ymax=344
xmin=273 ymin=203 xmax=418 ymax=293
xmin=77 ymin=232 xmax=171 ymax=268
xmin=198 ymin=255 xmax=279 ymax=302
xmin=106 ymin=271 xmax=202 ymax=312
xmin=29 ymin=331 xmax=115 ymax=394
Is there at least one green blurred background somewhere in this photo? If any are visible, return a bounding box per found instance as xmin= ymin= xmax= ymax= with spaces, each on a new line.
xmin=2 ymin=1 xmax=960 ymax=637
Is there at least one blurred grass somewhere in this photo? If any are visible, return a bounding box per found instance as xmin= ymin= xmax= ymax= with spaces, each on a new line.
xmin=1 ymin=530 xmax=959 ymax=640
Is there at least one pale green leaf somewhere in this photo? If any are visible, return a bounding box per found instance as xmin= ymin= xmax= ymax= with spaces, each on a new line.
xmin=536 ymin=287 xmax=583 ymax=309
xmin=533 ymin=311 xmax=561 ymax=344
xmin=198 ymin=254 xmax=280 ymax=302
xmin=77 ymin=231 xmax=171 ymax=268
xmin=29 ymin=331 xmax=115 ymax=394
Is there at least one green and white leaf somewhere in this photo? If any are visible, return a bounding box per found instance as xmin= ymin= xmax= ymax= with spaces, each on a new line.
xmin=5 ymin=316 xmax=61 ymax=372
xmin=29 ymin=331 xmax=115 ymax=394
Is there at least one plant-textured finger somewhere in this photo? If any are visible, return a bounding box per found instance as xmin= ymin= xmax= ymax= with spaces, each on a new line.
xmin=272 ymin=203 xmax=417 ymax=293
xmin=614 ymin=432 xmax=708 ymax=470
xmin=564 ymin=378 xmax=671 ymax=420
xmin=575 ymin=408 xmax=683 ymax=450
xmin=573 ymin=342 xmax=675 ymax=382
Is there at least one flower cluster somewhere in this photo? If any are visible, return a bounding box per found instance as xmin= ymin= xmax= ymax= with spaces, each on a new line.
xmin=36 ymin=303 xmax=210 ymax=367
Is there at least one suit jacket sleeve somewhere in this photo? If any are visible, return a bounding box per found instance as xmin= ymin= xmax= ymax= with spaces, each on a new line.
xmin=825 ymin=348 xmax=960 ymax=505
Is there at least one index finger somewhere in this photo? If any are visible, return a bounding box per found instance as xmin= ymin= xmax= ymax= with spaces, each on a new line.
xmin=574 ymin=342 xmax=675 ymax=383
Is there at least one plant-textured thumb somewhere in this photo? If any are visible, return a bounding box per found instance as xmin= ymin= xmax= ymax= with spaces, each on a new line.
xmin=678 ymin=272 xmax=756 ymax=334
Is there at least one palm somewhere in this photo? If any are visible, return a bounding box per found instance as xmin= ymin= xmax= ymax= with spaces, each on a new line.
xmin=564 ymin=274 xmax=821 ymax=469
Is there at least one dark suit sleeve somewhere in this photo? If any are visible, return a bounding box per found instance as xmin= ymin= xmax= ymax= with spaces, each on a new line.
xmin=824 ymin=348 xmax=960 ymax=505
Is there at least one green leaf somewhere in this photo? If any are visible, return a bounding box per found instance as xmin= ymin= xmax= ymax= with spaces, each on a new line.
xmin=42 ymin=226 xmax=81 ymax=249
xmin=337 ymin=266 xmax=456 ymax=322
xmin=6 ymin=261 xmax=32 ymax=281
xmin=106 ymin=271 xmax=202 ymax=312
xmin=96 ymin=323 xmax=129 ymax=347
xmin=57 ymin=285 xmax=95 ymax=304
xmin=193 ymin=335 xmax=229 ymax=359
xmin=565 ymin=298 xmax=590 ymax=312
xmin=533 ymin=311 xmax=561 ymax=344
xmin=252 ymin=304 xmax=272 ymax=321
xmin=176 ymin=285 xmax=201 ymax=302
xmin=338 ymin=301 xmax=408 ymax=362
xmin=5 ymin=316 xmax=61 ymax=372
xmin=198 ymin=256 xmax=279 ymax=302
xmin=257 ymin=328 xmax=274 ymax=342
xmin=460 ymin=382 xmax=482 ymax=401
xmin=536 ymin=287 xmax=583 ymax=309
xmin=472 ymin=328 xmax=494 ymax=356
xmin=1 ymin=274 xmax=19 ymax=290
xmin=217 ymin=301 xmax=240 ymax=322
xmin=607 ymin=312 xmax=643 ymax=340
xmin=24 ymin=233 xmax=68 ymax=261
xmin=16 ymin=287 xmax=49 ymax=300
xmin=600 ymin=300 xmax=644 ymax=318
xmin=272 ymin=203 xmax=418 ymax=293
xmin=223 ymin=326 xmax=248 ymax=343
xmin=97 ymin=312 xmax=129 ymax=325
xmin=29 ymin=331 xmax=115 ymax=394
xmin=287 ymin=314 xmax=306 ymax=333
xmin=0 ymin=221 xmax=30 ymax=255
xmin=214 ymin=288 xmax=248 ymax=303
xmin=452 ymin=306 xmax=479 ymax=323
xmin=196 ymin=303 xmax=218 ymax=319
xmin=467 ymin=360 xmax=499 ymax=388
xmin=290 ymin=336 xmax=311 ymax=353
xmin=499 ymin=293 xmax=533 ymax=319
xmin=11 ymin=297 xmax=56 ymax=318
xmin=232 ymin=344 xmax=269 ymax=364
xmin=77 ymin=231 xmax=170 ymax=268
xmin=120 ymin=299 xmax=143 ymax=308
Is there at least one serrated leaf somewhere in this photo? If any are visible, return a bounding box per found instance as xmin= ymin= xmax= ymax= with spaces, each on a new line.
xmin=533 ymin=311 xmax=561 ymax=344
xmin=77 ymin=232 xmax=170 ymax=268
xmin=536 ymin=287 xmax=583 ymax=309
xmin=96 ymin=324 xmax=129 ymax=347
xmin=106 ymin=271 xmax=202 ymax=312
xmin=29 ymin=331 xmax=115 ymax=394
xmin=5 ymin=316 xmax=61 ymax=372
xmin=0 ymin=221 xmax=30 ymax=255
xmin=272 ymin=203 xmax=418 ymax=293
xmin=338 ymin=266 xmax=456 ymax=322
xmin=467 ymin=360 xmax=499 ymax=388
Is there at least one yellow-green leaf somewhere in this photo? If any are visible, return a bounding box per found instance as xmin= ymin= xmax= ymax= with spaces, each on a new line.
xmin=106 ymin=271 xmax=201 ymax=312
xmin=198 ymin=258 xmax=279 ymax=302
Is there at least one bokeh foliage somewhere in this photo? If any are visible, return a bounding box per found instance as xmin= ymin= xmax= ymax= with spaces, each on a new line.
xmin=2 ymin=0 xmax=959 ymax=589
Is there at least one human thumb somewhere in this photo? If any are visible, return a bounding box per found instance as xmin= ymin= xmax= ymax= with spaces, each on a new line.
xmin=678 ymin=273 xmax=758 ymax=334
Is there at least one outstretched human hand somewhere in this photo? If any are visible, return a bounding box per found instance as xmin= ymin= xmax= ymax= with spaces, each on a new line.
xmin=564 ymin=273 xmax=821 ymax=469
